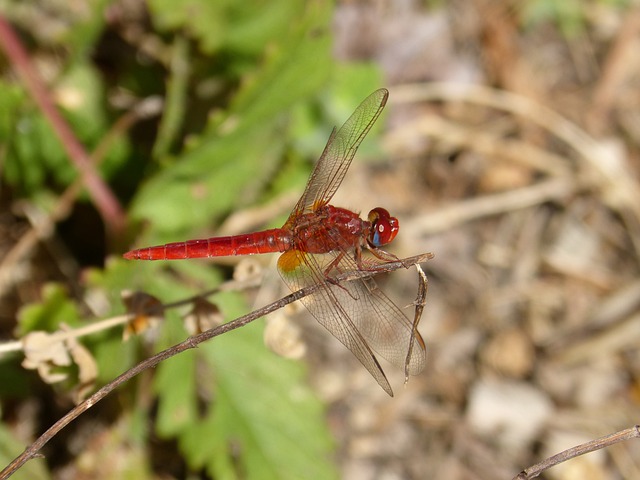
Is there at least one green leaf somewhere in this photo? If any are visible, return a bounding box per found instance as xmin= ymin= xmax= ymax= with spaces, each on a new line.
xmin=130 ymin=124 xmax=285 ymax=235
xmin=130 ymin=3 xmax=333 ymax=236
xmin=16 ymin=283 xmax=81 ymax=335
xmin=173 ymin=324 xmax=337 ymax=480
xmin=270 ymin=63 xmax=387 ymax=198
xmin=154 ymin=321 xmax=197 ymax=437
xmin=214 ymin=5 xmax=332 ymax=138
xmin=0 ymin=79 xmax=24 ymax=138
xmin=82 ymin=258 xmax=221 ymax=383
xmin=289 ymin=62 xmax=386 ymax=160
xmin=148 ymin=0 xmax=306 ymax=55
xmin=3 ymin=60 xmax=129 ymax=196
xmin=148 ymin=0 xmax=226 ymax=49
xmin=0 ymin=80 xmax=42 ymax=192
xmin=119 ymin=256 xmax=338 ymax=479
xmin=5 ymin=108 xmax=68 ymax=194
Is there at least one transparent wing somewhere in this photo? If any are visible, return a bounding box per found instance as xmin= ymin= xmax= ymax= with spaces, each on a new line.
xmin=288 ymin=89 xmax=389 ymax=220
xmin=277 ymin=246 xmax=426 ymax=396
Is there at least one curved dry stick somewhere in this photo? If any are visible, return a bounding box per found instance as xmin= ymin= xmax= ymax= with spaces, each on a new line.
xmin=0 ymin=253 xmax=431 ymax=479
xmin=514 ymin=425 xmax=640 ymax=480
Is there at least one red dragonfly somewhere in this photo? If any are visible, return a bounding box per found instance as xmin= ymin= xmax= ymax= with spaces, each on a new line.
xmin=124 ymin=89 xmax=426 ymax=395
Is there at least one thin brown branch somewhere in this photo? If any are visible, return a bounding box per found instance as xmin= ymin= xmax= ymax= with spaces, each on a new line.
xmin=0 ymin=271 xmax=262 ymax=356
xmin=0 ymin=16 xmax=125 ymax=235
xmin=514 ymin=426 xmax=640 ymax=480
xmin=0 ymin=253 xmax=431 ymax=479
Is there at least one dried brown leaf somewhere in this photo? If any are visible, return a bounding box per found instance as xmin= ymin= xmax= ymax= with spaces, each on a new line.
xmin=121 ymin=290 xmax=164 ymax=340
xmin=62 ymin=326 xmax=98 ymax=403
xmin=184 ymin=297 xmax=223 ymax=335
xmin=21 ymin=331 xmax=71 ymax=383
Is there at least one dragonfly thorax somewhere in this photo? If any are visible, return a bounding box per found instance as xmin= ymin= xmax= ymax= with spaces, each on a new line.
xmin=291 ymin=205 xmax=368 ymax=254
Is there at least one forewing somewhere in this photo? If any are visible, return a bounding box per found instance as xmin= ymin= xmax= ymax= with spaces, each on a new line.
xmin=289 ymin=89 xmax=389 ymax=219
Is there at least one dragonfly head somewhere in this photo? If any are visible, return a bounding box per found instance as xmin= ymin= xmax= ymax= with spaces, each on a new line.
xmin=367 ymin=207 xmax=399 ymax=247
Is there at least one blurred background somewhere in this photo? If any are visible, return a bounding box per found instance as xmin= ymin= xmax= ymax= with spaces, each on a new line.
xmin=1 ymin=1 xmax=639 ymax=479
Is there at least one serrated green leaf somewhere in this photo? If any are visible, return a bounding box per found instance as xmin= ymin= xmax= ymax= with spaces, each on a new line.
xmin=82 ymin=258 xmax=214 ymax=383
xmin=148 ymin=0 xmax=225 ymax=45
xmin=288 ymin=63 xmax=386 ymax=160
xmin=90 ymin=332 xmax=140 ymax=385
xmin=154 ymin=318 xmax=197 ymax=437
xmin=129 ymin=3 xmax=332 ymax=237
xmin=116 ymin=252 xmax=337 ymax=479
xmin=218 ymin=8 xmax=332 ymax=136
xmin=224 ymin=1 xmax=305 ymax=54
xmin=174 ymin=324 xmax=337 ymax=480
xmin=0 ymin=79 xmax=23 ymax=137
xmin=130 ymin=124 xmax=284 ymax=234
xmin=7 ymin=112 xmax=67 ymax=194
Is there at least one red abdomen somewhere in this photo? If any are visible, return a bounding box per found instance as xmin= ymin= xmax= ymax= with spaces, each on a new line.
xmin=123 ymin=228 xmax=292 ymax=260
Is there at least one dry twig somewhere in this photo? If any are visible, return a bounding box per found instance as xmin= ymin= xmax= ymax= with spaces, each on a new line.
xmin=0 ymin=253 xmax=431 ymax=479
xmin=514 ymin=426 xmax=640 ymax=480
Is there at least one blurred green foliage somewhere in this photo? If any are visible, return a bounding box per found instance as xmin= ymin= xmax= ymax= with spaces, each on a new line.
xmin=521 ymin=0 xmax=630 ymax=36
xmin=16 ymin=283 xmax=81 ymax=336
xmin=0 ymin=0 xmax=390 ymax=478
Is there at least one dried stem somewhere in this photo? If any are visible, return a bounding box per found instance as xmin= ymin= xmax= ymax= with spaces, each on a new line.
xmin=0 ymin=253 xmax=431 ymax=479
xmin=514 ymin=426 xmax=640 ymax=479
xmin=405 ymin=263 xmax=429 ymax=383
xmin=0 ymin=16 xmax=125 ymax=235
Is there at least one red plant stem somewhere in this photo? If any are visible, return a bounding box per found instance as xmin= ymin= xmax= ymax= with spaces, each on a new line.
xmin=0 ymin=16 xmax=125 ymax=236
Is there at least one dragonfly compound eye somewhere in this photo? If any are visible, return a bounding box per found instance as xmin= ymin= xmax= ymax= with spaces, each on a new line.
xmin=368 ymin=207 xmax=399 ymax=247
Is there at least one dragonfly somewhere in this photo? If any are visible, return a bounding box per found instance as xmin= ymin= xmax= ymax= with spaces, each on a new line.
xmin=124 ymin=88 xmax=426 ymax=396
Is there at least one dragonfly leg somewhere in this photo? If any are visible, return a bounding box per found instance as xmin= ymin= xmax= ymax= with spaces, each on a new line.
xmin=366 ymin=245 xmax=416 ymax=269
xmin=323 ymin=251 xmax=346 ymax=277
xmin=357 ymin=241 xmax=411 ymax=270
xmin=322 ymin=251 xmax=360 ymax=301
